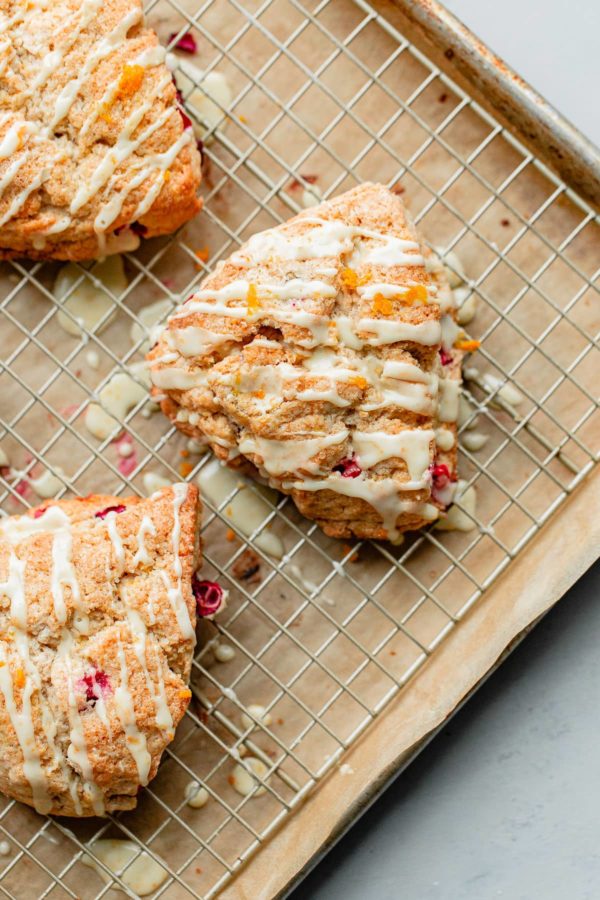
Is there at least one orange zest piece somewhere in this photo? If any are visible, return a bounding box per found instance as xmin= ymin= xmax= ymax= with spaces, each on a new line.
xmin=347 ymin=375 xmax=368 ymax=390
xmin=14 ymin=668 xmax=25 ymax=688
xmin=372 ymin=293 xmax=393 ymax=316
xmin=179 ymin=688 xmax=192 ymax=699
xmin=163 ymin=169 xmax=171 ymax=182
xmin=403 ymin=284 xmax=428 ymax=305
xmin=252 ymin=389 xmax=265 ymax=399
xmin=226 ymin=528 xmax=236 ymax=542
xmin=246 ymin=283 xmax=261 ymax=314
xmin=115 ymin=64 xmax=145 ymax=101
xmin=340 ymin=268 xmax=358 ymax=290
xmin=454 ymin=338 xmax=480 ymax=352
xmin=180 ymin=449 xmax=189 ymax=458
xmin=195 ymin=246 xmax=210 ymax=263
xmin=179 ymin=461 xmax=194 ymax=478
xmin=238 ymin=114 xmax=248 ymax=124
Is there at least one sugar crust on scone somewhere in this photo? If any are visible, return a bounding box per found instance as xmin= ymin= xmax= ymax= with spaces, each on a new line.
xmin=0 ymin=484 xmax=200 ymax=816
xmin=0 ymin=0 xmax=202 ymax=260
xmin=148 ymin=184 xmax=463 ymax=541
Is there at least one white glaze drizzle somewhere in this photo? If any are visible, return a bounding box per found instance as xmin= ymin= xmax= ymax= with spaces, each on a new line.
xmin=239 ymin=430 xmax=348 ymax=476
xmin=159 ymin=484 xmax=195 ymax=641
xmin=352 ymin=429 xmax=435 ymax=480
xmin=114 ymin=638 xmax=151 ymax=784
xmin=132 ymin=516 xmax=156 ymax=567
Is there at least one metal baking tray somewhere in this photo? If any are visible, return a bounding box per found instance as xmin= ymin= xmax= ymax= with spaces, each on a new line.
xmin=0 ymin=0 xmax=598 ymax=897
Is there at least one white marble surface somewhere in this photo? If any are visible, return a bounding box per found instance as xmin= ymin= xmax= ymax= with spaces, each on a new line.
xmin=290 ymin=3 xmax=599 ymax=897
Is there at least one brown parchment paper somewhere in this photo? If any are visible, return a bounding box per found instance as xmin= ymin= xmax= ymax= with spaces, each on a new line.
xmin=0 ymin=0 xmax=598 ymax=897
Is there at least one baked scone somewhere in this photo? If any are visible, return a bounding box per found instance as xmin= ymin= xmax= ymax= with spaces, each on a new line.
xmin=0 ymin=0 xmax=202 ymax=260
xmin=0 ymin=484 xmax=200 ymax=816
xmin=147 ymin=184 xmax=463 ymax=541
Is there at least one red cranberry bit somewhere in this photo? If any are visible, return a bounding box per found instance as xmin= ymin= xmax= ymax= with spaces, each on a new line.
xmin=193 ymin=577 xmax=223 ymax=616
xmin=79 ymin=669 xmax=110 ymax=707
xmin=130 ymin=221 xmax=147 ymax=237
xmin=94 ymin=504 xmax=126 ymax=519
xmin=439 ymin=347 xmax=453 ymax=366
xmin=429 ymin=463 xmax=451 ymax=488
xmin=33 ymin=507 xmax=46 ymax=519
xmin=169 ymin=31 xmax=198 ymax=54
xmin=333 ymin=456 xmax=362 ymax=478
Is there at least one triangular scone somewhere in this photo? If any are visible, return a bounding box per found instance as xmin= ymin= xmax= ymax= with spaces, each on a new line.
xmin=0 ymin=0 xmax=201 ymax=260
xmin=0 ymin=484 xmax=200 ymax=816
xmin=148 ymin=184 xmax=462 ymax=541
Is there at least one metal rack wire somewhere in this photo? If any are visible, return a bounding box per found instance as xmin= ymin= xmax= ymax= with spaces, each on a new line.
xmin=0 ymin=0 xmax=598 ymax=896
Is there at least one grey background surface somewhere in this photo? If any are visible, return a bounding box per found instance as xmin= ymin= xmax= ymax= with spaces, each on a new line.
xmin=291 ymin=2 xmax=600 ymax=897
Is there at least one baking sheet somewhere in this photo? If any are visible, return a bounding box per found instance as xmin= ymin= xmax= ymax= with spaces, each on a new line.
xmin=0 ymin=0 xmax=598 ymax=897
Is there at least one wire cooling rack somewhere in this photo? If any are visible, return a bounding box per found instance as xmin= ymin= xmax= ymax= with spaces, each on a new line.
xmin=0 ymin=0 xmax=599 ymax=896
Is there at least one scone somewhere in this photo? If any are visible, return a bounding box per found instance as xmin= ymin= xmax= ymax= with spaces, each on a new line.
xmin=0 ymin=484 xmax=200 ymax=816
xmin=0 ymin=0 xmax=202 ymax=260
xmin=147 ymin=184 xmax=463 ymax=541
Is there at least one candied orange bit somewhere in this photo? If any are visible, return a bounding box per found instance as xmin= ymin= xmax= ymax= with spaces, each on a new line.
xmin=340 ymin=268 xmax=358 ymax=290
xmin=234 ymin=372 xmax=242 ymax=387
xmin=252 ymin=389 xmax=265 ymax=399
xmin=179 ymin=461 xmax=193 ymax=477
xmin=238 ymin=114 xmax=248 ymax=124
xmin=246 ymin=283 xmax=261 ymax=314
xmin=195 ymin=246 xmax=210 ymax=263
xmin=180 ymin=449 xmax=189 ymax=458
xmin=115 ymin=64 xmax=145 ymax=101
xmin=454 ymin=338 xmax=480 ymax=352
xmin=403 ymin=284 xmax=428 ymax=305
xmin=178 ymin=688 xmax=192 ymax=699
xmin=357 ymin=268 xmax=372 ymax=286
xmin=0 ymin=662 xmax=4 ymax=668
xmin=98 ymin=109 xmax=113 ymax=124
xmin=372 ymin=293 xmax=393 ymax=316
xmin=228 ymin=775 xmax=235 ymax=786
xmin=163 ymin=169 xmax=171 ymax=182
xmin=14 ymin=668 xmax=25 ymax=688
xmin=347 ymin=375 xmax=367 ymax=390
xmin=226 ymin=528 xmax=236 ymax=542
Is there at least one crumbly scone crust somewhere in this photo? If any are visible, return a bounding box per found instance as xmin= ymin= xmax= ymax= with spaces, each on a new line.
xmin=148 ymin=184 xmax=462 ymax=541
xmin=0 ymin=0 xmax=202 ymax=260
xmin=0 ymin=484 xmax=200 ymax=816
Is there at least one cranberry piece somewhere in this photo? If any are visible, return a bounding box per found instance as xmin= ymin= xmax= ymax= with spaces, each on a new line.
xmin=192 ymin=577 xmax=223 ymax=617
xmin=94 ymin=504 xmax=126 ymax=519
xmin=439 ymin=348 xmax=453 ymax=366
xmin=130 ymin=221 xmax=147 ymax=237
xmin=169 ymin=31 xmax=198 ymax=54
xmin=333 ymin=456 xmax=362 ymax=478
xmin=33 ymin=508 xmax=46 ymax=519
xmin=179 ymin=107 xmax=193 ymax=130
xmin=429 ymin=463 xmax=452 ymax=488
xmin=79 ymin=669 xmax=110 ymax=707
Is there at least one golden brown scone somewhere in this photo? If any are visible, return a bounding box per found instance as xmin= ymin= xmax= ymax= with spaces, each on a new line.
xmin=0 ymin=0 xmax=202 ymax=260
xmin=0 ymin=484 xmax=201 ymax=816
xmin=148 ymin=184 xmax=464 ymax=541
